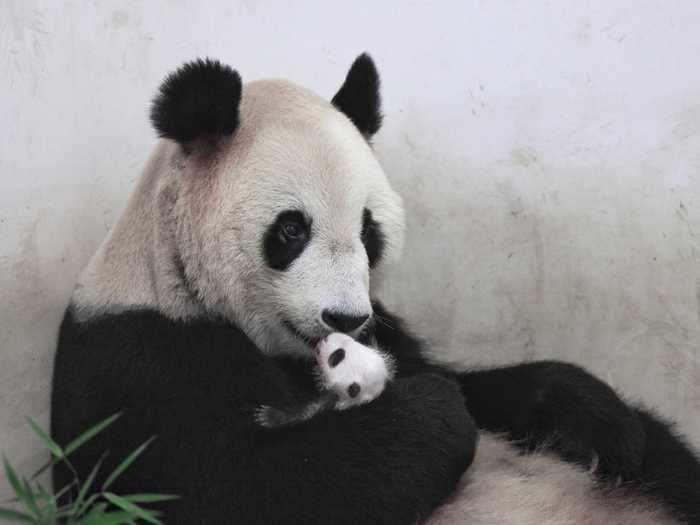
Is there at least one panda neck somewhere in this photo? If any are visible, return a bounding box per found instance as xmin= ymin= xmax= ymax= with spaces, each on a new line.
xmin=72 ymin=142 xmax=205 ymax=322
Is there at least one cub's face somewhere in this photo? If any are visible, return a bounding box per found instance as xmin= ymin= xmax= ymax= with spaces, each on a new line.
xmin=156 ymin=56 xmax=404 ymax=356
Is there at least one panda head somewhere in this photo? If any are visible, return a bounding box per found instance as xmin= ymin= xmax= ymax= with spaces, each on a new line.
xmin=150 ymin=54 xmax=404 ymax=357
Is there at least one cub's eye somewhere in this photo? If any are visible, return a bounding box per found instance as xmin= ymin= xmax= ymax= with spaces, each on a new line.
xmin=282 ymin=221 xmax=303 ymax=239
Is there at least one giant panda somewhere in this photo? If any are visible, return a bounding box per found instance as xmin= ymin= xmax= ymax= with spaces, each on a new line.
xmin=51 ymin=54 xmax=700 ymax=524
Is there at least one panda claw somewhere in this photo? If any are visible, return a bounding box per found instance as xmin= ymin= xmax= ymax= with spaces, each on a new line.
xmin=254 ymin=405 xmax=274 ymax=428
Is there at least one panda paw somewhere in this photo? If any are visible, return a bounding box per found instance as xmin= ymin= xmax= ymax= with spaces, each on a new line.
xmin=315 ymin=333 xmax=394 ymax=410
xmin=253 ymin=405 xmax=299 ymax=429
xmin=253 ymin=405 xmax=275 ymax=428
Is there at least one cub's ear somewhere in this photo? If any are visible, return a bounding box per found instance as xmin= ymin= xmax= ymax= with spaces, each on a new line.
xmin=332 ymin=53 xmax=383 ymax=138
xmin=150 ymin=58 xmax=242 ymax=147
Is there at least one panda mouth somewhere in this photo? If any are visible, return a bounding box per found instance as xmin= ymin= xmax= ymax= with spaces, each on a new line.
xmin=281 ymin=318 xmax=324 ymax=348
xmin=281 ymin=316 xmax=377 ymax=348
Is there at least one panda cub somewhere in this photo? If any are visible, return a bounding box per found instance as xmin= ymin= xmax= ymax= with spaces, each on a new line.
xmin=255 ymin=333 xmax=395 ymax=429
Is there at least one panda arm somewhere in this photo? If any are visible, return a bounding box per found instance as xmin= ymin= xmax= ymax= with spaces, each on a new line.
xmin=244 ymin=373 xmax=477 ymax=525
xmin=371 ymin=301 xmax=646 ymax=480
xmin=52 ymin=309 xmax=476 ymax=525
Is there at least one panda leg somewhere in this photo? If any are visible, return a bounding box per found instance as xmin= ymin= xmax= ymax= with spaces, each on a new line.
xmin=455 ymin=364 xmax=700 ymax=524
xmin=634 ymin=407 xmax=700 ymax=524
xmin=371 ymin=300 xmax=700 ymax=522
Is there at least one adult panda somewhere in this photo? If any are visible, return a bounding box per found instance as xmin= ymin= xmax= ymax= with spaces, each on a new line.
xmin=51 ymin=55 xmax=700 ymax=524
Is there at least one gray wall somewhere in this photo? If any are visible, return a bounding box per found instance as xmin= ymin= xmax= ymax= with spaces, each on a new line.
xmin=2 ymin=0 xmax=699 ymax=496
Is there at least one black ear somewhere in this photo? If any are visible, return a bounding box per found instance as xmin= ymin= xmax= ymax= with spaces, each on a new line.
xmin=150 ymin=58 xmax=242 ymax=147
xmin=332 ymin=53 xmax=383 ymax=137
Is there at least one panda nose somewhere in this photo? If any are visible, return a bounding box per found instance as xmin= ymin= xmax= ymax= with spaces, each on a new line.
xmin=322 ymin=310 xmax=370 ymax=333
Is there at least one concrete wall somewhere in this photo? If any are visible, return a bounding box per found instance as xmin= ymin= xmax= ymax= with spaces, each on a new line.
xmin=1 ymin=0 xmax=699 ymax=496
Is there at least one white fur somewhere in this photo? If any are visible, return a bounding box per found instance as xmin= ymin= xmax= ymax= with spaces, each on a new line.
xmin=73 ymin=73 xmax=679 ymax=523
xmin=74 ymin=80 xmax=405 ymax=358
xmin=425 ymin=433 xmax=676 ymax=525
xmin=316 ymin=333 xmax=393 ymax=409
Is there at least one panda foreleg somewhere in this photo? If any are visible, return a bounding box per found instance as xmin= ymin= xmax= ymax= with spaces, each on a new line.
xmin=634 ymin=407 xmax=700 ymax=524
xmin=254 ymin=391 xmax=339 ymax=429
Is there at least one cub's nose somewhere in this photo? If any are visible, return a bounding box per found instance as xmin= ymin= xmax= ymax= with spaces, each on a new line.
xmin=321 ymin=310 xmax=369 ymax=333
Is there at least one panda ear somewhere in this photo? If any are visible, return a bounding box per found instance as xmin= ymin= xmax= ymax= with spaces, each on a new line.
xmin=150 ymin=58 xmax=242 ymax=148
xmin=332 ymin=53 xmax=383 ymax=138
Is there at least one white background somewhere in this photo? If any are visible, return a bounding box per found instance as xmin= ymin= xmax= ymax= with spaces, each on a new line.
xmin=1 ymin=0 xmax=699 ymax=496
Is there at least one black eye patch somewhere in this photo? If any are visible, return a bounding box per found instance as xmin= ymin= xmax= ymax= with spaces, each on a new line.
xmin=328 ymin=348 xmax=345 ymax=368
xmin=262 ymin=210 xmax=311 ymax=271
xmin=347 ymin=382 xmax=361 ymax=398
xmin=361 ymin=208 xmax=385 ymax=268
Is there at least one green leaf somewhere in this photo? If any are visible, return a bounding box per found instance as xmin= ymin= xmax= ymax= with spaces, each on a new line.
xmin=34 ymin=482 xmax=58 ymax=523
xmin=102 ymin=437 xmax=155 ymax=491
xmin=21 ymin=478 xmax=43 ymax=519
xmin=103 ymin=493 xmax=162 ymax=525
xmin=33 ymin=482 xmax=52 ymax=503
xmin=122 ymin=494 xmax=179 ymax=504
xmin=2 ymin=457 xmax=32 ymax=516
xmin=26 ymin=418 xmax=63 ymax=459
xmin=29 ymin=459 xmax=56 ymax=482
xmin=52 ymin=479 xmax=78 ymax=505
xmin=72 ymin=493 xmax=99 ymax=519
xmin=0 ymin=507 xmax=33 ymax=522
xmin=3 ymin=457 xmax=25 ymax=498
xmin=82 ymin=502 xmax=108 ymax=516
xmin=74 ymin=502 xmax=108 ymax=525
xmin=64 ymin=413 xmax=122 ymax=457
xmin=85 ymin=512 xmax=137 ymax=525
xmin=72 ymin=454 xmax=106 ymax=517
xmin=77 ymin=506 xmax=136 ymax=525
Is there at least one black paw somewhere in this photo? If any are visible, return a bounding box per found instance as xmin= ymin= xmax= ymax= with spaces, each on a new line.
xmin=513 ymin=361 xmax=645 ymax=481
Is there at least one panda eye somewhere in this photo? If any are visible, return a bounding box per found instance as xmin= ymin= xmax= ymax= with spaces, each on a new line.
xmin=282 ymin=221 xmax=303 ymax=239
xmin=263 ymin=210 xmax=312 ymax=271
xmin=361 ymin=208 xmax=386 ymax=268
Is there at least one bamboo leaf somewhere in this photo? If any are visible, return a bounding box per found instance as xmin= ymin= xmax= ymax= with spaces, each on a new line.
xmin=33 ymin=482 xmax=52 ymax=503
xmin=2 ymin=457 xmax=32 ymax=515
xmin=64 ymin=413 xmax=122 ymax=457
xmin=3 ymin=457 xmax=25 ymax=498
xmin=52 ymin=479 xmax=78 ymax=506
xmin=73 ymin=454 xmax=106 ymax=517
xmin=103 ymin=493 xmax=162 ymax=525
xmin=72 ymin=492 xmax=99 ymax=519
xmin=29 ymin=459 xmax=55 ymax=482
xmin=34 ymin=482 xmax=58 ymax=523
xmin=78 ymin=511 xmax=137 ymax=525
xmin=101 ymin=437 xmax=155 ymax=491
xmin=26 ymin=418 xmax=63 ymax=459
xmin=122 ymin=493 xmax=179 ymax=504
xmin=21 ymin=478 xmax=43 ymax=519
xmin=74 ymin=502 xmax=107 ymax=524
xmin=0 ymin=507 xmax=33 ymax=522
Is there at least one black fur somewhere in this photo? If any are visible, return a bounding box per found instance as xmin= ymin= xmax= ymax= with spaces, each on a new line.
xmin=150 ymin=58 xmax=242 ymax=146
xmin=332 ymin=54 xmax=383 ymax=137
xmin=636 ymin=408 xmax=700 ymax=523
xmin=255 ymin=392 xmax=338 ymax=429
xmin=361 ymin=208 xmax=385 ymax=268
xmin=262 ymin=210 xmax=311 ymax=271
xmin=328 ymin=348 xmax=345 ymax=368
xmin=370 ymin=301 xmax=700 ymax=524
xmin=348 ymin=382 xmax=361 ymax=398
xmin=51 ymin=307 xmax=476 ymax=525
xmin=52 ymin=301 xmax=700 ymax=523
xmin=458 ymin=361 xmax=646 ymax=478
